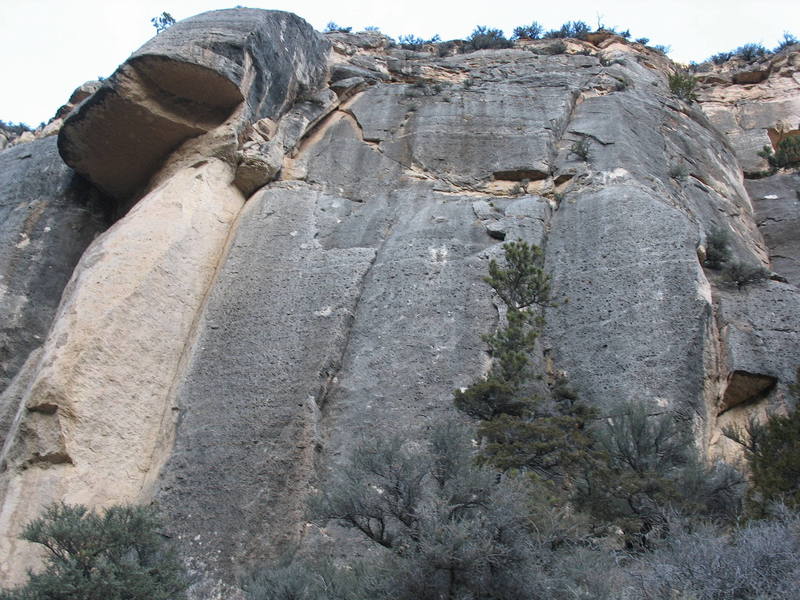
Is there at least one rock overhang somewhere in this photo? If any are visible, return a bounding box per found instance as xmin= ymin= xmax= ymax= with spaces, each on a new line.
xmin=57 ymin=8 xmax=329 ymax=203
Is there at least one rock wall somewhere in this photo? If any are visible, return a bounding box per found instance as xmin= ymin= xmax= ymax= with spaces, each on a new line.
xmin=697 ymin=49 xmax=800 ymax=175
xmin=0 ymin=137 xmax=108 ymax=450
xmin=0 ymin=9 xmax=327 ymax=587
xmin=1 ymin=11 xmax=799 ymax=596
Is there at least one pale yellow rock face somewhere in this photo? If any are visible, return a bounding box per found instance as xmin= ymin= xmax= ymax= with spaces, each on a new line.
xmin=698 ymin=50 xmax=800 ymax=173
xmin=0 ymin=158 xmax=244 ymax=584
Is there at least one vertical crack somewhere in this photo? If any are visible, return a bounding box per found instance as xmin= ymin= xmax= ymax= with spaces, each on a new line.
xmin=314 ymin=248 xmax=380 ymax=417
xmin=309 ymin=214 xmax=398 ymax=479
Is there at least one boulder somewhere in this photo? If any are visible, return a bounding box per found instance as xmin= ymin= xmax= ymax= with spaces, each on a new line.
xmin=58 ymin=8 xmax=329 ymax=201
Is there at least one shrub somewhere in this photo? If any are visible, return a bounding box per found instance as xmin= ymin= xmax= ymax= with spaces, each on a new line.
xmin=397 ymin=33 xmax=441 ymax=49
xmin=635 ymin=37 xmax=650 ymax=45
xmin=759 ymin=136 xmax=800 ymax=170
xmin=512 ymin=22 xmax=543 ymax=40
xmin=727 ymin=397 xmax=800 ymax=515
xmin=565 ymin=20 xmax=590 ymax=40
xmin=574 ymin=402 xmax=743 ymax=548
xmin=669 ymin=162 xmax=689 ymax=180
xmin=437 ymin=41 xmax=456 ymax=57
xmin=543 ymin=21 xmax=590 ymax=40
xmin=533 ymin=40 xmax=567 ymax=55
xmin=735 ymin=42 xmax=769 ymax=61
xmin=704 ymin=226 xmax=732 ymax=269
xmin=0 ymin=503 xmax=188 ymax=600
xmin=151 ymin=12 xmax=175 ymax=33
xmin=668 ymin=71 xmax=697 ymax=101
xmin=243 ymin=557 xmax=365 ymax=600
xmin=600 ymin=57 xmax=625 ymax=67
xmin=775 ymin=31 xmax=799 ymax=52
xmin=710 ymin=51 xmax=733 ymax=64
xmin=570 ymin=138 xmax=590 ymax=161
xmin=631 ymin=509 xmax=800 ymax=599
xmin=749 ymin=410 xmax=800 ymax=511
xmin=302 ymin=424 xmax=542 ymax=600
xmin=721 ymin=260 xmax=770 ymax=286
xmin=464 ymin=25 xmax=513 ymax=51
xmin=324 ymin=22 xmax=352 ymax=33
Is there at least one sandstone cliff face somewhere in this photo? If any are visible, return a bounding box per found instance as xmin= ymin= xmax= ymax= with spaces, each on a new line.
xmin=697 ymin=50 xmax=800 ymax=175
xmin=1 ymin=10 xmax=798 ymax=596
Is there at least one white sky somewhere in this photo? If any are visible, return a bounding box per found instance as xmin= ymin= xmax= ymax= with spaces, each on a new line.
xmin=1 ymin=0 xmax=797 ymax=126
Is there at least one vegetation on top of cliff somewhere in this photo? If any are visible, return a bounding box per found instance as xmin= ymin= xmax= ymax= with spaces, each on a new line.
xmin=396 ymin=33 xmax=442 ymax=49
xmin=542 ymin=20 xmax=591 ymax=40
xmin=463 ymin=26 xmax=514 ymax=51
xmin=704 ymin=31 xmax=798 ymax=66
xmin=324 ymin=21 xmax=352 ymax=33
xmin=349 ymin=19 xmax=666 ymax=57
xmin=0 ymin=120 xmax=33 ymax=136
xmin=511 ymin=21 xmax=544 ymax=40
xmin=373 ymin=21 xmax=796 ymax=64
xmin=776 ymin=31 xmax=800 ymax=52
xmin=150 ymin=12 xmax=175 ymax=34
xmin=0 ymin=504 xmax=188 ymax=600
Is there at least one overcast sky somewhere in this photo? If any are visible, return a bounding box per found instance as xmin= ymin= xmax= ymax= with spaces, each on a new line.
xmin=1 ymin=0 xmax=797 ymax=126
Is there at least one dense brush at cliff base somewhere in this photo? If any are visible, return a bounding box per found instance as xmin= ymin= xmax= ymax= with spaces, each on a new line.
xmin=0 ymin=504 xmax=188 ymax=600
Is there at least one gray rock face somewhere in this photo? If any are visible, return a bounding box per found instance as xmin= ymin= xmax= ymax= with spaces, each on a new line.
xmin=58 ymin=8 xmax=329 ymax=200
xmin=155 ymin=183 xmax=377 ymax=586
xmin=716 ymin=282 xmax=800 ymax=412
xmin=148 ymin=34 xmax=800 ymax=593
xmin=156 ymin=121 xmax=503 ymax=591
xmin=0 ymin=137 xmax=107 ymax=397
xmin=544 ymin=185 xmax=709 ymax=414
xmin=347 ymin=53 xmax=589 ymax=187
xmin=745 ymin=173 xmax=800 ymax=283
xmin=132 ymin=9 xmax=330 ymax=124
